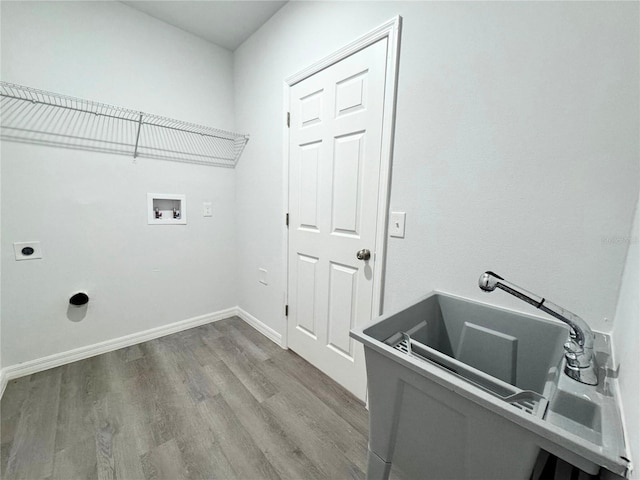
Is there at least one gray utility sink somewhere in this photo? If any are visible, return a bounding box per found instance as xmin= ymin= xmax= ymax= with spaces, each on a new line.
xmin=351 ymin=291 xmax=629 ymax=480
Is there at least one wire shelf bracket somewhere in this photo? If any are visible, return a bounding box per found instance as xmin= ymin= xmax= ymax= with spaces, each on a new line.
xmin=0 ymin=82 xmax=249 ymax=168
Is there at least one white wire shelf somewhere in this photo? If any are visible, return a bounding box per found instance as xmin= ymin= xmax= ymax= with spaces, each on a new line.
xmin=0 ymin=82 xmax=249 ymax=168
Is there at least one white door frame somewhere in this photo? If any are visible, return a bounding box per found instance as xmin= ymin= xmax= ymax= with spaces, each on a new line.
xmin=281 ymin=16 xmax=402 ymax=349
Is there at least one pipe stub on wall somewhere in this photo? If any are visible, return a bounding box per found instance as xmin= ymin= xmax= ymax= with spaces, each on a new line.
xmin=69 ymin=292 xmax=89 ymax=306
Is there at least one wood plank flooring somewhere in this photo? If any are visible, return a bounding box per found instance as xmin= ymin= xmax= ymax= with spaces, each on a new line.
xmin=1 ymin=317 xmax=370 ymax=480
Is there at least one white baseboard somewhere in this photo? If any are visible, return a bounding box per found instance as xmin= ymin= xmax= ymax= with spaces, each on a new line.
xmin=0 ymin=307 xmax=237 ymax=388
xmin=0 ymin=306 xmax=287 ymax=398
xmin=236 ymin=307 xmax=284 ymax=348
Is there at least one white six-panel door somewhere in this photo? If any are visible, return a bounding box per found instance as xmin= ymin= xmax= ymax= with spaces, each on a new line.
xmin=287 ymin=38 xmax=388 ymax=401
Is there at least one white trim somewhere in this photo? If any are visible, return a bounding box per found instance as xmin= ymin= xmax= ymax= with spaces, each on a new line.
xmin=236 ymin=307 xmax=285 ymax=348
xmin=282 ymin=16 xmax=403 ymax=343
xmin=285 ymin=16 xmax=402 ymax=87
xmin=281 ymin=79 xmax=291 ymax=350
xmin=372 ymin=15 xmax=402 ymax=316
xmin=0 ymin=369 xmax=7 ymax=398
xmin=0 ymin=307 xmax=237 ymax=385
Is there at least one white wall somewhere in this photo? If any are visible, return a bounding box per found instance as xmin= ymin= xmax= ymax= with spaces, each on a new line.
xmin=613 ymin=194 xmax=639 ymax=479
xmin=0 ymin=0 xmax=2 ymax=377
xmin=234 ymin=3 xmax=638 ymax=340
xmin=1 ymin=1 xmax=238 ymax=367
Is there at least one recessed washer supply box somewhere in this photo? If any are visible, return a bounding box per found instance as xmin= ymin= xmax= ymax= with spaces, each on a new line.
xmin=148 ymin=193 xmax=186 ymax=225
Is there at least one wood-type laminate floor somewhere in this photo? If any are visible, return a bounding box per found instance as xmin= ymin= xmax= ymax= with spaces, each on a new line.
xmin=1 ymin=317 xmax=370 ymax=480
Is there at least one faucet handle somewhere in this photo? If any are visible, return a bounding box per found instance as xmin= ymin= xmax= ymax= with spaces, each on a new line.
xmin=564 ymin=339 xmax=582 ymax=354
xmin=564 ymin=349 xmax=580 ymax=368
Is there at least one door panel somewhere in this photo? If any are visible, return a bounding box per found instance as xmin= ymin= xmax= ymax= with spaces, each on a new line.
xmin=295 ymin=253 xmax=319 ymax=338
xmin=327 ymin=261 xmax=358 ymax=358
xmin=299 ymin=142 xmax=321 ymax=230
xmin=288 ymin=38 xmax=388 ymax=400
xmin=332 ymin=132 xmax=365 ymax=236
xmin=301 ymin=89 xmax=324 ymax=126
xmin=336 ymin=70 xmax=368 ymax=116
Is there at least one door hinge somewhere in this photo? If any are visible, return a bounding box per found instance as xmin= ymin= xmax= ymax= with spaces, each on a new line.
xmin=287 ymin=112 xmax=290 ymax=128
xmin=285 ymin=213 xmax=289 ymax=227
xmin=285 ymin=304 xmax=289 ymax=316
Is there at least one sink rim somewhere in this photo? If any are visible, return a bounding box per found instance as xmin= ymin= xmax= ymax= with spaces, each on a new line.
xmin=360 ymin=290 xmax=572 ymax=338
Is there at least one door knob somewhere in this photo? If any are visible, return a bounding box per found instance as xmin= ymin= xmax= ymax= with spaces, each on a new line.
xmin=356 ymin=249 xmax=371 ymax=261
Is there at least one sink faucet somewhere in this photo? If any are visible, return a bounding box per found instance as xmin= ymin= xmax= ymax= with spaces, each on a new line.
xmin=478 ymin=271 xmax=598 ymax=386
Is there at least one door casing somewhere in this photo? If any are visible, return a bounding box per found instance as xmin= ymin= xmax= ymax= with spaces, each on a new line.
xmin=282 ymin=16 xmax=402 ymax=349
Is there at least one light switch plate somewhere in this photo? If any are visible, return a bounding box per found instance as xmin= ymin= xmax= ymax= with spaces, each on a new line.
xmin=389 ymin=212 xmax=406 ymax=238
xmin=14 ymin=241 xmax=43 ymax=260
xmin=203 ymin=202 xmax=213 ymax=217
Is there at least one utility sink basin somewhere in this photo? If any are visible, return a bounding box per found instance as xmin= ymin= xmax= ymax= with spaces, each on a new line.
xmin=351 ymin=291 xmax=629 ymax=480
xmin=379 ymin=293 xmax=567 ymax=414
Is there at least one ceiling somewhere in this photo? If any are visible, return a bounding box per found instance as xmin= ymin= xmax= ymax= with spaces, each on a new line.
xmin=122 ymin=1 xmax=288 ymax=51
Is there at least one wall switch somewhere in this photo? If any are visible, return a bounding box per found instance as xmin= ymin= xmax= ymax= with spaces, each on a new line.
xmin=203 ymin=202 xmax=213 ymax=217
xmin=14 ymin=241 xmax=43 ymax=260
xmin=389 ymin=212 xmax=406 ymax=238
xmin=259 ymin=268 xmax=268 ymax=285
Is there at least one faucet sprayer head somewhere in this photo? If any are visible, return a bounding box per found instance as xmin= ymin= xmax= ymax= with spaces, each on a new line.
xmin=479 ymin=271 xmax=502 ymax=292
